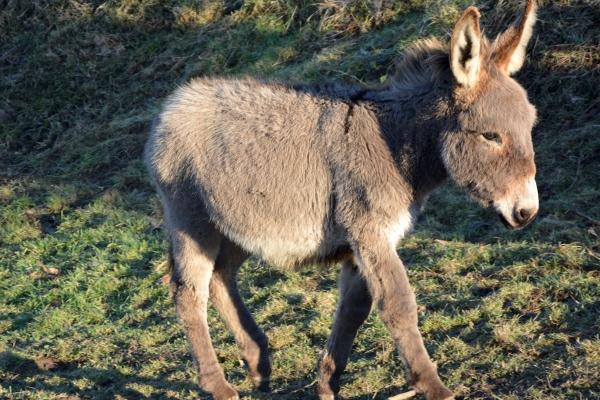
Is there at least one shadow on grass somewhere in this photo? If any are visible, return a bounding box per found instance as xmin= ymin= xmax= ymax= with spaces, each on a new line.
xmin=2 ymin=350 xmax=403 ymax=400
xmin=1 ymin=351 xmax=199 ymax=399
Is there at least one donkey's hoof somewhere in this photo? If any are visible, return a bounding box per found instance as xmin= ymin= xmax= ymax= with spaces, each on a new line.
xmin=251 ymin=376 xmax=270 ymax=392
xmin=424 ymin=386 xmax=454 ymax=400
xmin=316 ymin=381 xmax=337 ymax=400
xmin=214 ymin=394 xmax=239 ymax=400
xmin=211 ymin=383 xmax=239 ymax=400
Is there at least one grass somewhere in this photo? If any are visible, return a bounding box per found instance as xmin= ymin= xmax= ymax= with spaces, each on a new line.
xmin=0 ymin=0 xmax=599 ymax=399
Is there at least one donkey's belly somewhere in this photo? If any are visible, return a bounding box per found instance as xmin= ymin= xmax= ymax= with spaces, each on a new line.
xmin=216 ymin=216 xmax=348 ymax=268
xmin=255 ymin=239 xmax=352 ymax=268
xmin=244 ymin=232 xmax=323 ymax=267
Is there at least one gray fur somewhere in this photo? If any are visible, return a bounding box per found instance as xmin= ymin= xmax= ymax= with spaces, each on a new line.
xmin=145 ymin=3 xmax=538 ymax=399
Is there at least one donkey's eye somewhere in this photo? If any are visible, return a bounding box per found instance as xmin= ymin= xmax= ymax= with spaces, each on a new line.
xmin=482 ymin=131 xmax=502 ymax=144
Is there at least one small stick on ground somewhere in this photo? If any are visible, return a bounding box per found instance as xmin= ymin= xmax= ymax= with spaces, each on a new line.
xmin=388 ymin=389 xmax=417 ymax=400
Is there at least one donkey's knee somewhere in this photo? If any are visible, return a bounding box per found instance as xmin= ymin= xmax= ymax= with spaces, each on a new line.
xmin=378 ymin=290 xmax=419 ymax=331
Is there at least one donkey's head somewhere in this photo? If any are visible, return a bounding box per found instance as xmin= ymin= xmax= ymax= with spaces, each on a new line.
xmin=441 ymin=0 xmax=539 ymax=229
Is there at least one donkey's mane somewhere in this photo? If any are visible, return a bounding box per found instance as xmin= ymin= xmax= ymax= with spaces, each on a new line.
xmin=257 ymin=39 xmax=451 ymax=104
xmin=276 ymin=39 xmax=451 ymax=103
xmin=390 ymin=38 xmax=450 ymax=92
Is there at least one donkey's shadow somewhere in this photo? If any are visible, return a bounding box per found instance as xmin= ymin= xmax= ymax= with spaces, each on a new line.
xmin=1 ymin=351 xmax=416 ymax=399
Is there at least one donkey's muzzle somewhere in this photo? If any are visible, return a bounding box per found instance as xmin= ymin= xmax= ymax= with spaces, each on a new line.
xmin=494 ymin=177 xmax=539 ymax=230
xmin=499 ymin=206 xmax=537 ymax=229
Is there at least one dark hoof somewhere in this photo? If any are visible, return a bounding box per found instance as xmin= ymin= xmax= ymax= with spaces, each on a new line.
xmin=253 ymin=376 xmax=270 ymax=392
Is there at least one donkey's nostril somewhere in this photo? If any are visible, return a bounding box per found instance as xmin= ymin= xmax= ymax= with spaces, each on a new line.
xmin=514 ymin=207 xmax=535 ymax=225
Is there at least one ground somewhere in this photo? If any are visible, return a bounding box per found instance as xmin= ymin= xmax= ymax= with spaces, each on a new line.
xmin=0 ymin=0 xmax=599 ymax=399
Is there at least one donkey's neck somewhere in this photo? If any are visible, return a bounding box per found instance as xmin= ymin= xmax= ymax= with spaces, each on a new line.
xmin=365 ymin=87 xmax=451 ymax=203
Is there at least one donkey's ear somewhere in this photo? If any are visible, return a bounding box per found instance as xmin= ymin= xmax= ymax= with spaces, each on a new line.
xmin=492 ymin=0 xmax=537 ymax=75
xmin=450 ymin=7 xmax=483 ymax=88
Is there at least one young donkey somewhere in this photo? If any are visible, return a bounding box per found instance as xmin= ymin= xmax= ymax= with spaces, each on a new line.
xmin=145 ymin=1 xmax=539 ymax=399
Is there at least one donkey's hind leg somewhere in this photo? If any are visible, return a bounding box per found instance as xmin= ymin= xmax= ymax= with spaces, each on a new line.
xmin=317 ymin=261 xmax=373 ymax=399
xmin=210 ymin=239 xmax=271 ymax=391
xmin=169 ymin=221 xmax=239 ymax=400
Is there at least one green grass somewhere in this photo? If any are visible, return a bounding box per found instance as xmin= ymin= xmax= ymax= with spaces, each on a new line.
xmin=1 ymin=0 xmax=599 ymax=399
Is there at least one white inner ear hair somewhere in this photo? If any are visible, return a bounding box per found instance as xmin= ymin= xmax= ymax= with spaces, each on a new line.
xmin=452 ymin=22 xmax=481 ymax=87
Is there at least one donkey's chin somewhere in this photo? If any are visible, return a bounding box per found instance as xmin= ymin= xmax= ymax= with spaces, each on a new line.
xmin=498 ymin=212 xmax=520 ymax=230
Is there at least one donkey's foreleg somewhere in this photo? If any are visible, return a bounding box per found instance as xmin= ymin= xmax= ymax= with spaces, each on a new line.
xmin=210 ymin=240 xmax=271 ymax=391
xmin=352 ymin=234 xmax=454 ymax=400
xmin=170 ymin=229 xmax=239 ymax=400
xmin=317 ymin=261 xmax=372 ymax=399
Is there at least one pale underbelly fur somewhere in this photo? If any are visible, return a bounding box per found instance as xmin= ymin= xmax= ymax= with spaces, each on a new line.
xmin=224 ymin=207 xmax=417 ymax=268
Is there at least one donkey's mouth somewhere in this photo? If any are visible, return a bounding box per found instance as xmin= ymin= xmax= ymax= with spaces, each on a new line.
xmin=499 ymin=213 xmax=518 ymax=230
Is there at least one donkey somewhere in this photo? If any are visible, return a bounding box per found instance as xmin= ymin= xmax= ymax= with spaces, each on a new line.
xmin=145 ymin=1 xmax=539 ymax=399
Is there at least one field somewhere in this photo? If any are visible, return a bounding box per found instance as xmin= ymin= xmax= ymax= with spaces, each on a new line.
xmin=1 ymin=0 xmax=599 ymax=399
